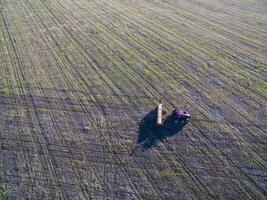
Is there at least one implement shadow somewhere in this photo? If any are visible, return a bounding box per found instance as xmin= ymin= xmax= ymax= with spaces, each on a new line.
xmin=131 ymin=108 xmax=188 ymax=155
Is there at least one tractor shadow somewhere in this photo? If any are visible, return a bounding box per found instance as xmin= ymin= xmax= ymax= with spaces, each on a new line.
xmin=131 ymin=108 xmax=187 ymax=155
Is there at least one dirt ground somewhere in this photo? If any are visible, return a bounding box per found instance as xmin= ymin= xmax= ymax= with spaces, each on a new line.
xmin=0 ymin=0 xmax=266 ymax=199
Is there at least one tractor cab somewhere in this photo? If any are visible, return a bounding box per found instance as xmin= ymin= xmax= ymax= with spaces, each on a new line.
xmin=173 ymin=109 xmax=190 ymax=125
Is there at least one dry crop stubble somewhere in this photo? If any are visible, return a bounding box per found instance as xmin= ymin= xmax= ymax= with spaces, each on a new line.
xmin=0 ymin=0 xmax=266 ymax=199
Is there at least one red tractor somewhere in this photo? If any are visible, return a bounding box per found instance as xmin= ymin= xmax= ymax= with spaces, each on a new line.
xmin=172 ymin=108 xmax=191 ymax=125
xmin=157 ymin=103 xmax=190 ymax=126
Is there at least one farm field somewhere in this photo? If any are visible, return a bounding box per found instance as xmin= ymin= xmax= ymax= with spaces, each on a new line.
xmin=0 ymin=0 xmax=266 ymax=199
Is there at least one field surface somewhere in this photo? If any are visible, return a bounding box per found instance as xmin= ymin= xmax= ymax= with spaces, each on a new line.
xmin=0 ymin=0 xmax=266 ymax=199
